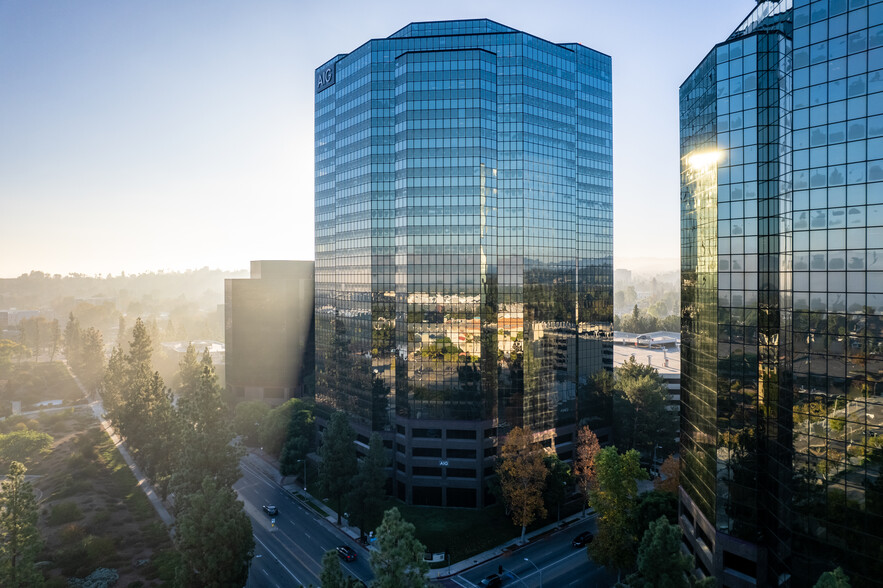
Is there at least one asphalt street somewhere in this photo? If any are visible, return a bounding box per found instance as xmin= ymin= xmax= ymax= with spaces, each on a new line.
xmin=235 ymin=457 xmax=614 ymax=587
xmin=445 ymin=515 xmax=616 ymax=588
xmin=235 ymin=459 xmax=372 ymax=587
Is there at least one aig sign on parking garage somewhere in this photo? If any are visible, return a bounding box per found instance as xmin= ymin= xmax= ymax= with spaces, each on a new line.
xmin=316 ymin=63 xmax=336 ymax=93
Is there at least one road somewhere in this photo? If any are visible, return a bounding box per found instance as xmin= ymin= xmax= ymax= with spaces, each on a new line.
xmin=235 ymin=459 xmax=373 ymax=587
xmin=445 ymin=516 xmax=615 ymax=588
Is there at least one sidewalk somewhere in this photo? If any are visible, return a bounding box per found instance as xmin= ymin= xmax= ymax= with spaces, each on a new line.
xmin=64 ymin=362 xmax=175 ymax=530
xmin=245 ymin=448 xmax=595 ymax=580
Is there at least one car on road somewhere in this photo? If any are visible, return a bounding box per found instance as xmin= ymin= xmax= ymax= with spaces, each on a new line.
xmin=572 ymin=530 xmax=594 ymax=547
xmin=337 ymin=545 xmax=357 ymax=562
xmin=262 ymin=504 xmax=278 ymax=516
xmin=480 ymin=573 xmax=503 ymax=587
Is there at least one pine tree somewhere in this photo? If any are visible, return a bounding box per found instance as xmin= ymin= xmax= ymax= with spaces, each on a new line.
xmin=175 ymin=342 xmax=200 ymax=399
xmin=0 ymin=461 xmax=43 ymax=587
xmin=626 ymin=516 xmax=696 ymax=588
xmin=174 ymin=477 xmax=254 ymax=587
xmin=172 ymin=362 xmax=241 ymax=510
xmin=63 ymin=313 xmax=82 ymax=370
xmin=318 ymin=412 xmax=357 ymax=524
xmin=127 ymin=317 xmax=152 ymax=370
xmin=348 ymin=432 xmax=387 ymax=537
xmin=370 ymin=507 xmax=428 ymax=588
xmin=320 ymin=549 xmax=348 ymax=588
xmin=79 ymin=327 xmax=105 ymax=394
xmin=497 ymin=426 xmax=548 ymax=543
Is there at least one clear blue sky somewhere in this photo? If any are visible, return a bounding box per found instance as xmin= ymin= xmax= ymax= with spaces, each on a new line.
xmin=0 ymin=0 xmax=755 ymax=278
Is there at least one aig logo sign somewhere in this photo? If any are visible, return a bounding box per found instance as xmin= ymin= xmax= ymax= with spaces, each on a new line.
xmin=316 ymin=63 xmax=336 ymax=93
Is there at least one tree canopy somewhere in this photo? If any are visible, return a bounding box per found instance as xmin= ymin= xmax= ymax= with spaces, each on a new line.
xmin=497 ymin=426 xmax=548 ymax=543
xmin=588 ymin=447 xmax=647 ymax=579
xmin=0 ymin=461 xmax=43 ymax=587
xmin=318 ymin=411 xmax=357 ymax=524
xmin=574 ymin=425 xmax=601 ymax=515
xmin=626 ymin=516 xmax=702 ymax=588
xmin=370 ymin=507 xmax=428 ymax=588
xmin=348 ymin=432 xmax=388 ymax=537
xmin=174 ymin=476 xmax=254 ymax=588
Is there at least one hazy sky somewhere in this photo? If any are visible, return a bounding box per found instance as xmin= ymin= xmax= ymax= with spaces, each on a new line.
xmin=0 ymin=0 xmax=755 ymax=278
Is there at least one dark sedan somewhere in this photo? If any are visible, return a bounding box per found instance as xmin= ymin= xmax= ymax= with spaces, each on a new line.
xmin=337 ymin=545 xmax=357 ymax=562
xmin=572 ymin=530 xmax=594 ymax=547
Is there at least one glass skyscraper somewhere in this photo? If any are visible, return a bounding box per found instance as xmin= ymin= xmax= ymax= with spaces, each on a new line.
xmin=315 ymin=19 xmax=612 ymax=508
xmin=680 ymin=1 xmax=883 ymax=585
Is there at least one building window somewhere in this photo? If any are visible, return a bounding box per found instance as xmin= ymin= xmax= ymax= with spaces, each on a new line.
xmin=413 ymin=447 xmax=442 ymax=458
xmin=447 ymin=448 xmax=477 ymax=459
xmin=447 ymin=468 xmax=476 ymax=479
xmin=412 ymin=486 xmax=442 ymax=506
xmin=413 ymin=466 xmax=442 ymax=477
xmin=413 ymin=428 xmax=442 ymax=439
xmin=447 ymin=429 xmax=477 ymax=440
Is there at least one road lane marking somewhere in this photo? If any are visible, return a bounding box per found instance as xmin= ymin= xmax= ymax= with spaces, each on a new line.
xmin=253 ymin=535 xmax=303 ymax=586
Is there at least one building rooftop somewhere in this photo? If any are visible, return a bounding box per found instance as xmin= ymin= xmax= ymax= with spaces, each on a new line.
xmin=613 ymin=331 xmax=680 ymax=376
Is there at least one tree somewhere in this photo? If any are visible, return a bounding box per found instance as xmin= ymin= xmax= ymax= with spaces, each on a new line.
xmin=99 ymin=346 xmax=127 ymax=423
xmin=633 ymin=491 xmax=678 ymax=543
xmin=79 ymin=327 xmax=105 ymax=394
xmin=574 ymin=425 xmax=601 ymax=515
xmin=588 ymin=447 xmax=647 ymax=580
xmin=318 ymin=412 xmax=357 ymax=524
xmin=172 ymin=361 xmax=241 ymax=510
xmin=0 ymin=431 xmax=53 ymax=466
xmin=0 ymin=340 xmax=22 ymax=378
xmin=497 ymin=427 xmax=548 ymax=544
xmin=174 ymin=476 xmax=254 ymax=588
xmin=814 ymin=567 xmax=852 ymax=588
xmin=625 ymin=516 xmax=698 ymax=588
xmin=127 ymin=317 xmax=152 ymax=370
xmin=63 ymin=313 xmax=82 ymax=370
xmin=320 ymin=549 xmax=348 ymax=588
xmin=370 ymin=507 xmax=428 ymax=588
xmin=48 ymin=319 xmax=60 ymax=362
xmin=654 ymin=455 xmax=679 ymax=494
xmin=542 ymin=454 xmax=571 ymax=523
xmin=232 ymin=401 xmax=270 ymax=446
xmin=279 ymin=404 xmax=315 ymax=478
xmin=259 ymin=398 xmax=312 ymax=457
xmin=0 ymin=461 xmax=43 ymax=587
xmin=614 ymin=356 xmax=676 ymax=458
xmin=175 ymin=342 xmax=200 ymax=398
xmin=348 ymin=432 xmax=387 ymax=537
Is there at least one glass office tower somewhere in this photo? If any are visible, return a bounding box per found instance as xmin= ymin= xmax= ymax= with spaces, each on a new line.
xmin=680 ymin=1 xmax=883 ymax=585
xmin=315 ymin=19 xmax=612 ymax=508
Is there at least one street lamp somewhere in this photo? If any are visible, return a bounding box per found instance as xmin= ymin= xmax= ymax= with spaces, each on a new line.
xmin=297 ymin=459 xmax=307 ymax=491
xmin=524 ymin=557 xmax=542 ymax=588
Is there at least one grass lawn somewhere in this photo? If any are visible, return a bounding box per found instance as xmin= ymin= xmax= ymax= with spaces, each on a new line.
xmin=393 ymin=502 xmax=519 ymax=562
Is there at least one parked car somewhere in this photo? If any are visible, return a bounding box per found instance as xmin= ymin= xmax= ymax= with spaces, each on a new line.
xmin=480 ymin=573 xmax=503 ymax=587
xmin=572 ymin=530 xmax=594 ymax=547
xmin=262 ymin=504 xmax=278 ymax=516
xmin=337 ymin=545 xmax=357 ymax=562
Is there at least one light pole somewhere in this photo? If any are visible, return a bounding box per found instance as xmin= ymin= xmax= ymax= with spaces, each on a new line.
xmin=297 ymin=459 xmax=307 ymax=491
xmin=524 ymin=557 xmax=542 ymax=588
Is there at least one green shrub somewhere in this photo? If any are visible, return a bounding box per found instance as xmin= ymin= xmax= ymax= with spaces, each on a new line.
xmin=48 ymin=502 xmax=83 ymax=525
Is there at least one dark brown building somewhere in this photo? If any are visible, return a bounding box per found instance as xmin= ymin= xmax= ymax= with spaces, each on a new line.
xmin=225 ymin=260 xmax=314 ymax=405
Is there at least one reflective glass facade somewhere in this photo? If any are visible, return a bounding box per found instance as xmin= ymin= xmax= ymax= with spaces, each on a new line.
xmin=315 ymin=20 xmax=612 ymax=508
xmin=680 ymin=1 xmax=883 ymax=585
